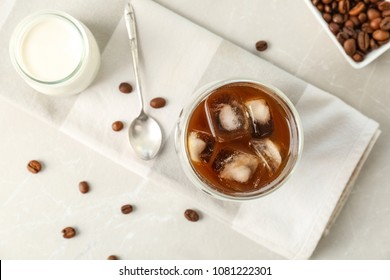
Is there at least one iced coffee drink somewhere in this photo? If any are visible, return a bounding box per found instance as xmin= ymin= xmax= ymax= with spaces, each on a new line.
xmin=176 ymin=80 xmax=302 ymax=201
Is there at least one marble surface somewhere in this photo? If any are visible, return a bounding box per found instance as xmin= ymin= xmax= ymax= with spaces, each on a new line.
xmin=1 ymin=0 xmax=389 ymax=259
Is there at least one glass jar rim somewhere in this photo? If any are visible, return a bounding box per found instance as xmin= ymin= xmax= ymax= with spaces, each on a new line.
xmin=9 ymin=10 xmax=88 ymax=85
xmin=175 ymin=79 xmax=304 ymax=202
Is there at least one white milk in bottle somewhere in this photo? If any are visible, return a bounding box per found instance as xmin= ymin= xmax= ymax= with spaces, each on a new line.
xmin=10 ymin=10 xmax=100 ymax=96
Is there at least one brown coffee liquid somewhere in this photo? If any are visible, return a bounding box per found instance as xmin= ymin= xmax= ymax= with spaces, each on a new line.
xmin=187 ymin=82 xmax=292 ymax=195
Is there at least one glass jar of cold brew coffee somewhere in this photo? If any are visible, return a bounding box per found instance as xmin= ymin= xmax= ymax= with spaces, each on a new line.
xmin=175 ymin=79 xmax=303 ymax=201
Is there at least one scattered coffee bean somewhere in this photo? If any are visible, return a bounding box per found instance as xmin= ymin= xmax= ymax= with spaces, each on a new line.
xmin=107 ymin=255 xmax=119 ymax=260
xmin=112 ymin=121 xmax=124 ymax=131
xmin=27 ymin=160 xmax=42 ymax=174
xmin=184 ymin=209 xmax=200 ymax=222
xmin=79 ymin=181 xmax=90 ymax=194
xmin=62 ymin=227 xmax=76 ymax=239
xmin=119 ymin=82 xmax=133 ymax=94
xmin=312 ymin=0 xmax=390 ymax=62
xmin=150 ymin=97 xmax=166 ymax=109
xmin=255 ymin=40 xmax=268 ymax=51
xmin=121 ymin=204 xmax=133 ymax=214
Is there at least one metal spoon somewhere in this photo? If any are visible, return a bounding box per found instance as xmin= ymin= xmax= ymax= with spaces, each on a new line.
xmin=125 ymin=2 xmax=162 ymax=160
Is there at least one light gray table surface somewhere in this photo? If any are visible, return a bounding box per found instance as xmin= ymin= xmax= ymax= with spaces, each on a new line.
xmin=0 ymin=0 xmax=389 ymax=259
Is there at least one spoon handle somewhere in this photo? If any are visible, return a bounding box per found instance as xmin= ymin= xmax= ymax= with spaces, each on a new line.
xmin=125 ymin=2 xmax=144 ymax=113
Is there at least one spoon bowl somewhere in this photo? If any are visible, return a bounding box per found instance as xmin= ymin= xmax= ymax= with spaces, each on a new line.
xmin=129 ymin=112 xmax=162 ymax=160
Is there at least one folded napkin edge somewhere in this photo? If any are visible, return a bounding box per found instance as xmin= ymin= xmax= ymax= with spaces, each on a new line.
xmin=293 ymin=118 xmax=380 ymax=259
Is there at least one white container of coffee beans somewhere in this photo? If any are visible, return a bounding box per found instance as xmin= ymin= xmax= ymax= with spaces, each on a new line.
xmin=9 ymin=10 xmax=101 ymax=96
xmin=306 ymin=0 xmax=390 ymax=69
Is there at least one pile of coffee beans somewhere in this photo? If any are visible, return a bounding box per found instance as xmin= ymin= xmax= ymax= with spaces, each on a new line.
xmin=311 ymin=0 xmax=390 ymax=62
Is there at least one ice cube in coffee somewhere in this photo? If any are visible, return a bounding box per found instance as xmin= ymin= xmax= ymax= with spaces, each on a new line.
xmin=205 ymin=91 xmax=250 ymax=142
xmin=245 ymin=98 xmax=273 ymax=138
xmin=212 ymin=148 xmax=261 ymax=192
xmin=188 ymin=130 xmax=215 ymax=163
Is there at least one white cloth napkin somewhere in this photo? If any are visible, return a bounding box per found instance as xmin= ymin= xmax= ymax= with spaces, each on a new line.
xmin=0 ymin=0 xmax=380 ymax=259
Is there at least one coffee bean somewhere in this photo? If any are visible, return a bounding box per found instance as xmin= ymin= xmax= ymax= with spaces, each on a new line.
xmin=79 ymin=181 xmax=89 ymax=194
xmin=380 ymin=17 xmax=390 ymax=30
xmin=358 ymin=12 xmax=368 ymax=23
xmin=184 ymin=209 xmax=200 ymax=222
xmin=343 ymin=26 xmax=357 ymax=37
xmin=112 ymin=121 xmax=124 ymax=131
xmin=344 ymin=38 xmax=357 ymax=56
xmin=349 ymin=2 xmax=366 ymax=16
xmin=339 ymin=0 xmax=350 ymax=14
xmin=323 ymin=13 xmax=332 ymax=23
xmin=322 ymin=0 xmax=332 ymax=5
xmin=367 ymin=8 xmax=381 ymax=20
xmin=255 ymin=40 xmax=268 ymax=51
xmin=107 ymin=255 xmax=119 ymax=260
xmin=121 ymin=204 xmax=133 ymax=214
xmin=358 ymin=31 xmax=370 ymax=51
xmin=329 ymin=22 xmax=341 ymax=34
xmin=337 ymin=32 xmax=349 ymax=45
xmin=333 ymin=14 xmax=345 ymax=24
xmin=62 ymin=227 xmax=76 ymax=239
xmin=383 ymin=9 xmax=390 ymax=17
xmin=370 ymin=17 xmax=382 ymax=29
xmin=362 ymin=22 xmax=374 ymax=33
xmin=373 ymin=29 xmax=390 ymax=40
xmin=350 ymin=16 xmax=361 ymax=26
xmin=150 ymin=97 xmax=166 ymax=109
xmin=119 ymin=82 xmax=133 ymax=94
xmin=344 ymin=19 xmax=355 ymax=27
xmin=27 ymin=160 xmax=42 ymax=174
xmin=378 ymin=38 xmax=390 ymax=45
xmin=324 ymin=4 xmax=332 ymax=14
xmin=352 ymin=51 xmax=365 ymax=62
xmin=378 ymin=1 xmax=390 ymax=11
xmin=370 ymin=38 xmax=378 ymax=49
